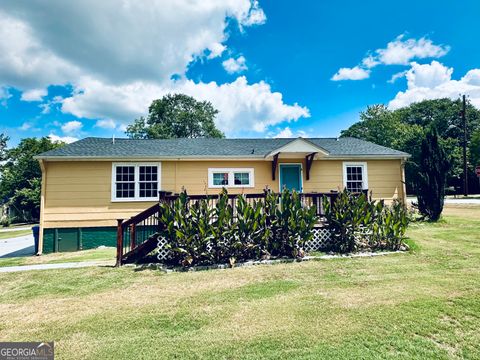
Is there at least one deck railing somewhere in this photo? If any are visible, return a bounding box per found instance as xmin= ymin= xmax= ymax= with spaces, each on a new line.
xmin=160 ymin=190 xmax=342 ymax=218
xmin=116 ymin=189 xmax=368 ymax=266
xmin=116 ymin=203 xmax=161 ymax=266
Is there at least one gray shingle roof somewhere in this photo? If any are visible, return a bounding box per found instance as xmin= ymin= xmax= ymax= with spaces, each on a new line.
xmin=36 ymin=137 xmax=410 ymax=159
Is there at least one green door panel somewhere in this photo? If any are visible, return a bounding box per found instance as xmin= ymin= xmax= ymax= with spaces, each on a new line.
xmin=280 ymin=165 xmax=302 ymax=191
xmin=57 ymin=228 xmax=79 ymax=252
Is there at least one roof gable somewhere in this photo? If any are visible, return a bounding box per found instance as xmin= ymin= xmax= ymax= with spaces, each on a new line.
xmin=265 ymin=137 xmax=329 ymax=158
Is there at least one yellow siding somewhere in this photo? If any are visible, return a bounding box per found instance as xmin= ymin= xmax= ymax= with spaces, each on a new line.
xmin=170 ymin=161 xmax=274 ymax=194
xmin=43 ymin=162 xmax=156 ymax=228
xmin=303 ymin=160 xmax=343 ymax=192
xmin=366 ymin=160 xmax=404 ymax=201
xmin=41 ymin=158 xmax=404 ymax=229
xmin=304 ymin=159 xmax=403 ymax=201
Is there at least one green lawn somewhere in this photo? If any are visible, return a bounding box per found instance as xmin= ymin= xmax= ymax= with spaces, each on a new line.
xmin=0 ymin=247 xmax=116 ymax=267
xmin=0 ymin=229 xmax=31 ymax=240
xmin=0 ymin=206 xmax=479 ymax=359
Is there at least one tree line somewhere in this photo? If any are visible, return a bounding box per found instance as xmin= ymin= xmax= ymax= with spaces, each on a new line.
xmin=341 ymin=99 xmax=480 ymax=195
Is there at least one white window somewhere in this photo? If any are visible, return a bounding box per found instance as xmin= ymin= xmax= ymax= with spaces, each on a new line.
xmin=112 ymin=163 xmax=161 ymax=201
xmin=208 ymin=168 xmax=255 ymax=188
xmin=343 ymin=162 xmax=368 ymax=192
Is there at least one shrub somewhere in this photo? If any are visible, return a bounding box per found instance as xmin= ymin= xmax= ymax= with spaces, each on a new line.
xmin=158 ymin=188 xmax=318 ymax=267
xmin=157 ymin=189 xmax=409 ymax=267
xmin=416 ymin=127 xmax=450 ymax=221
xmin=323 ymin=191 xmax=409 ymax=253
xmin=0 ymin=217 xmax=11 ymax=228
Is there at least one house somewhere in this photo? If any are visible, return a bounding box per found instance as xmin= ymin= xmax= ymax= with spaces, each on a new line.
xmin=35 ymin=137 xmax=410 ymax=254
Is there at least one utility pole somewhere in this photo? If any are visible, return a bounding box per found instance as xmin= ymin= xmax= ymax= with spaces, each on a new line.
xmin=461 ymin=95 xmax=468 ymax=196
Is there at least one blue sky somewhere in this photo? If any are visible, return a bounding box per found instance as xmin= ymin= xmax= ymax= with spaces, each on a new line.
xmin=1 ymin=0 xmax=480 ymax=146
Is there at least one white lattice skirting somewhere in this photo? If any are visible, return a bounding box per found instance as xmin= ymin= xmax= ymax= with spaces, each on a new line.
xmin=156 ymin=235 xmax=170 ymax=261
xmin=304 ymin=227 xmax=332 ymax=252
xmin=156 ymin=227 xmax=332 ymax=262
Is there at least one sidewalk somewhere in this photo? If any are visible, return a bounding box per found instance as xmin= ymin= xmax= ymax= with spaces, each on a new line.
xmin=0 ymin=260 xmax=114 ymax=273
xmin=0 ymin=226 xmax=35 ymax=232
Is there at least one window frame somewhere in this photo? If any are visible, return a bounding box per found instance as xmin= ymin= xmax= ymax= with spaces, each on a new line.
xmin=342 ymin=162 xmax=368 ymax=192
xmin=208 ymin=168 xmax=255 ymax=188
xmin=111 ymin=162 xmax=161 ymax=202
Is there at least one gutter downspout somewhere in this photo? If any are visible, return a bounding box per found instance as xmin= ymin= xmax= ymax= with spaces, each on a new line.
xmin=38 ymin=159 xmax=47 ymax=255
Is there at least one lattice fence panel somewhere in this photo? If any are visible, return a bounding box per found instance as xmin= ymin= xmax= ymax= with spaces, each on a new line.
xmin=156 ymin=235 xmax=170 ymax=261
xmin=156 ymin=228 xmax=332 ymax=262
xmin=304 ymin=227 xmax=332 ymax=252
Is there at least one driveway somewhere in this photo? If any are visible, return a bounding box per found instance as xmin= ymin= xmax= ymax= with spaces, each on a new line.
xmin=407 ymin=197 xmax=480 ymax=206
xmin=444 ymin=198 xmax=480 ymax=205
xmin=0 ymin=234 xmax=35 ymax=258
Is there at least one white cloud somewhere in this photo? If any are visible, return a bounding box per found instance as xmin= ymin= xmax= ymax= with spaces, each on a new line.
xmin=405 ymin=61 xmax=453 ymax=88
xmin=40 ymin=95 xmax=63 ymax=114
xmin=271 ymin=126 xmax=310 ymax=138
xmin=389 ymin=61 xmax=480 ymax=109
xmin=388 ymin=70 xmax=408 ymax=84
xmin=222 ymin=56 xmax=248 ymax=74
xmin=20 ymin=88 xmax=47 ymax=101
xmin=462 ymin=69 xmax=480 ymax=86
xmin=0 ymin=1 xmax=310 ymax=136
xmin=0 ymin=1 xmax=263 ymax=87
xmin=273 ymin=127 xmax=293 ymax=138
xmin=207 ymin=43 xmax=226 ymax=59
xmin=48 ymin=133 xmax=79 ymax=144
xmin=361 ymin=55 xmax=380 ymax=69
xmin=0 ymin=11 xmax=80 ymax=89
xmin=0 ymin=86 xmax=11 ymax=106
xmin=377 ymin=35 xmax=449 ymax=66
xmin=240 ymin=0 xmax=267 ymax=27
xmin=61 ymin=120 xmax=83 ymax=134
xmin=19 ymin=122 xmax=32 ymax=130
xmin=332 ymin=35 xmax=449 ymax=81
xmin=331 ymin=66 xmax=370 ymax=81
xmin=95 ymin=119 xmax=117 ymax=130
xmin=61 ymin=76 xmax=310 ymax=135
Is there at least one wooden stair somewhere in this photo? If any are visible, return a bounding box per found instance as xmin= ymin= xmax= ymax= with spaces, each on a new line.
xmin=121 ymin=233 xmax=159 ymax=264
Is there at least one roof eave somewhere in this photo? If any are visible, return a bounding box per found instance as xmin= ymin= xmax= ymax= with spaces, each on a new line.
xmin=33 ymin=154 xmax=268 ymax=161
xmin=35 ymin=153 xmax=411 ymax=161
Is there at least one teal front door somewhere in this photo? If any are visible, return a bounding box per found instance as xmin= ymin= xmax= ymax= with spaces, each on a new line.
xmin=279 ymin=164 xmax=302 ymax=192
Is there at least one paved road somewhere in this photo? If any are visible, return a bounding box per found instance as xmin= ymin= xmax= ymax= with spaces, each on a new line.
xmin=0 ymin=234 xmax=35 ymax=258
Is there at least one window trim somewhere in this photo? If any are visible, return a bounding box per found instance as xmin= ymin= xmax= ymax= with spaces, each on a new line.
xmin=342 ymin=162 xmax=368 ymax=191
xmin=208 ymin=168 xmax=255 ymax=188
xmin=111 ymin=162 xmax=161 ymax=202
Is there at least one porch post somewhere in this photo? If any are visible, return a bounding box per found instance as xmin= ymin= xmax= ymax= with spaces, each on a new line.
xmin=116 ymin=219 xmax=123 ymax=267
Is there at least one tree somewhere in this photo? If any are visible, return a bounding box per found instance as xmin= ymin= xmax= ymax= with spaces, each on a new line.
xmin=126 ymin=94 xmax=224 ymax=139
xmin=340 ymin=104 xmax=422 ymax=150
xmin=416 ymin=128 xmax=450 ymax=221
xmin=341 ymin=98 xmax=480 ymax=194
xmin=0 ymin=133 xmax=8 ymax=160
xmin=0 ymin=137 xmax=64 ymax=221
xmin=471 ymin=128 xmax=480 ymax=169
